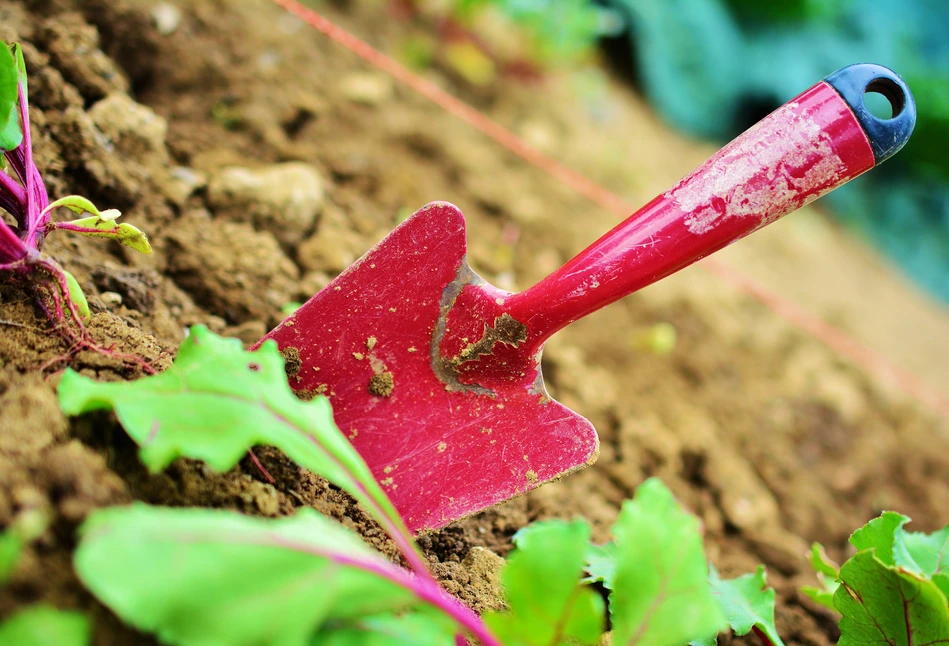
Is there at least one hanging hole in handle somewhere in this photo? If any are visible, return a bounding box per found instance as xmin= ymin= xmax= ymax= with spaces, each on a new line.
xmin=864 ymin=77 xmax=905 ymax=120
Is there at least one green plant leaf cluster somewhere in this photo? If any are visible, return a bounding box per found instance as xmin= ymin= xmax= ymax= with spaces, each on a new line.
xmin=701 ymin=565 xmax=785 ymax=646
xmin=44 ymin=195 xmax=153 ymax=255
xmin=0 ymin=524 xmax=90 ymax=646
xmin=803 ymin=511 xmax=949 ymax=644
xmin=0 ymin=605 xmax=90 ymax=646
xmin=801 ymin=543 xmax=840 ymax=610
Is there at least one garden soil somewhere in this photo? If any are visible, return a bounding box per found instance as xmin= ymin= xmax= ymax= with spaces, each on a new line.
xmin=1 ymin=1 xmax=949 ymax=644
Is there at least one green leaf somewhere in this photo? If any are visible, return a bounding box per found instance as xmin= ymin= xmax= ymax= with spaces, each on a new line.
xmin=893 ymin=523 xmax=949 ymax=597
xmin=65 ymin=218 xmax=153 ymax=255
xmin=801 ymin=543 xmax=840 ymax=611
xmin=0 ymin=43 xmax=22 ymax=152
xmin=316 ymin=611 xmax=457 ymax=646
xmin=836 ymin=550 xmax=949 ymax=646
xmin=807 ymin=542 xmax=840 ymax=578
xmin=12 ymin=43 xmax=27 ymax=99
xmin=43 ymin=195 xmax=107 ymax=218
xmin=584 ymin=541 xmax=617 ymax=587
xmin=62 ymin=269 xmax=91 ymax=322
xmin=44 ymin=196 xmax=152 ymax=254
xmin=0 ymin=605 xmax=90 ymax=646
xmin=0 ymin=528 xmax=21 ymax=584
xmin=802 ymin=583 xmax=838 ymax=611
xmin=849 ymin=512 xmax=908 ymax=565
xmin=608 ymin=478 xmax=726 ymax=646
xmin=58 ymin=326 xmax=405 ymax=545
xmin=708 ymin=565 xmax=785 ymax=646
xmin=484 ymin=519 xmax=605 ymax=646
xmin=76 ymin=505 xmax=427 ymax=646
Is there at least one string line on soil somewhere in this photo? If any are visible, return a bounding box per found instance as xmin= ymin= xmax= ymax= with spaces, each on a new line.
xmin=270 ymin=0 xmax=949 ymax=421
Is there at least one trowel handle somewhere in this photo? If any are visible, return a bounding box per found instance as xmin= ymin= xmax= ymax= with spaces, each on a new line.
xmin=507 ymin=64 xmax=915 ymax=342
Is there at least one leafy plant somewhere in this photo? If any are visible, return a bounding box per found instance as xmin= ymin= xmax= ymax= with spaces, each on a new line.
xmin=452 ymin=0 xmax=621 ymax=66
xmin=60 ymin=326 xmax=765 ymax=646
xmin=0 ymin=605 xmax=90 ymax=646
xmin=804 ymin=511 xmax=949 ymax=644
xmin=0 ymin=522 xmax=91 ymax=646
xmin=0 ymin=42 xmax=152 ymax=368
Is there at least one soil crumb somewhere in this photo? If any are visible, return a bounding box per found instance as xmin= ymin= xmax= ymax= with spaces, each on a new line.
xmin=280 ymin=347 xmax=301 ymax=377
xmin=368 ymin=371 xmax=394 ymax=397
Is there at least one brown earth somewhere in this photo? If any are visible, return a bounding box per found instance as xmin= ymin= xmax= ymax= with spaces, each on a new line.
xmin=1 ymin=1 xmax=948 ymax=645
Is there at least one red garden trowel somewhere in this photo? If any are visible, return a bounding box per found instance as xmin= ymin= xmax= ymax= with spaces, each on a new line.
xmin=257 ymin=64 xmax=915 ymax=533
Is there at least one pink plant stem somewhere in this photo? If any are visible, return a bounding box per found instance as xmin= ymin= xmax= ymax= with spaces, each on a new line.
xmin=0 ymin=221 xmax=28 ymax=264
xmin=269 ymin=535 xmax=502 ymax=646
xmin=355 ymin=480 xmax=433 ymax=579
xmin=17 ymin=83 xmax=48 ymax=249
xmin=52 ymin=222 xmax=115 ymax=234
xmin=0 ymin=168 xmax=25 ymax=212
xmin=333 ymin=555 xmax=501 ymax=646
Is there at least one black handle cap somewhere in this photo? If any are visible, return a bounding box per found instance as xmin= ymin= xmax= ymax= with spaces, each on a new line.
xmin=824 ymin=63 xmax=916 ymax=165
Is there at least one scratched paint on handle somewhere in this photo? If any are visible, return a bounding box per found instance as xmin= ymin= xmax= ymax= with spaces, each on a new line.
xmin=668 ymin=98 xmax=848 ymax=235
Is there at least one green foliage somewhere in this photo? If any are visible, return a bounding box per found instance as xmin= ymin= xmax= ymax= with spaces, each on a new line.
xmin=0 ymin=528 xmax=21 ymax=584
xmin=0 ymin=605 xmax=90 ymax=646
xmin=588 ymin=479 xmax=727 ymax=646
xmin=705 ymin=565 xmax=784 ymax=646
xmin=0 ymin=43 xmax=21 ymax=152
xmin=453 ymin=0 xmax=619 ymax=66
xmin=583 ymin=541 xmax=616 ymax=587
xmin=62 ymin=269 xmax=90 ymax=321
xmin=484 ymin=519 xmax=604 ymax=646
xmin=75 ymin=505 xmax=451 ymax=646
xmin=893 ymin=523 xmax=949 ymax=597
xmin=803 ymin=512 xmax=949 ymax=643
xmin=801 ymin=543 xmax=840 ymax=610
xmin=44 ymin=195 xmax=152 ymax=255
xmin=836 ymin=551 xmax=949 ymax=646
xmin=57 ymin=325 xmax=406 ymax=539
xmin=317 ymin=612 xmax=458 ymax=646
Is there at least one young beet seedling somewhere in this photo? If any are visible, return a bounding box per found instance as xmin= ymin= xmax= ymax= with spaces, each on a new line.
xmin=0 ymin=43 xmax=151 ymax=368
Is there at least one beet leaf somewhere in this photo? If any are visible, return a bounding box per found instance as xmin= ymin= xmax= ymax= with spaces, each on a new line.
xmin=0 ymin=605 xmax=90 ymax=646
xmin=801 ymin=542 xmax=840 ymax=610
xmin=57 ymin=325 xmax=420 ymax=569
xmin=892 ymin=522 xmax=949 ymax=597
xmin=589 ymin=478 xmax=726 ymax=646
xmin=832 ymin=511 xmax=949 ymax=644
xmin=483 ymin=519 xmax=604 ymax=646
xmin=74 ymin=505 xmax=458 ymax=646
xmin=0 ymin=528 xmax=19 ymax=585
xmin=0 ymin=43 xmax=22 ymax=152
xmin=836 ymin=550 xmax=949 ymax=646
xmin=317 ymin=611 xmax=459 ymax=646
xmin=700 ymin=565 xmax=784 ymax=646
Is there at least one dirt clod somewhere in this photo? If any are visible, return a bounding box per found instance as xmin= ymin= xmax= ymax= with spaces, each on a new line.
xmin=280 ymin=346 xmax=301 ymax=378
xmin=368 ymin=371 xmax=394 ymax=397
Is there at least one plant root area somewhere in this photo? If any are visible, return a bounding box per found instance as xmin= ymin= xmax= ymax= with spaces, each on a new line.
xmin=1 ymin=2 xmax=948 ymax=645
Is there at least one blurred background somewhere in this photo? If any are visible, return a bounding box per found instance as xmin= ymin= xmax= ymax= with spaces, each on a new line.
xmin=390 ymin=0 xmax=949 ymax=304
